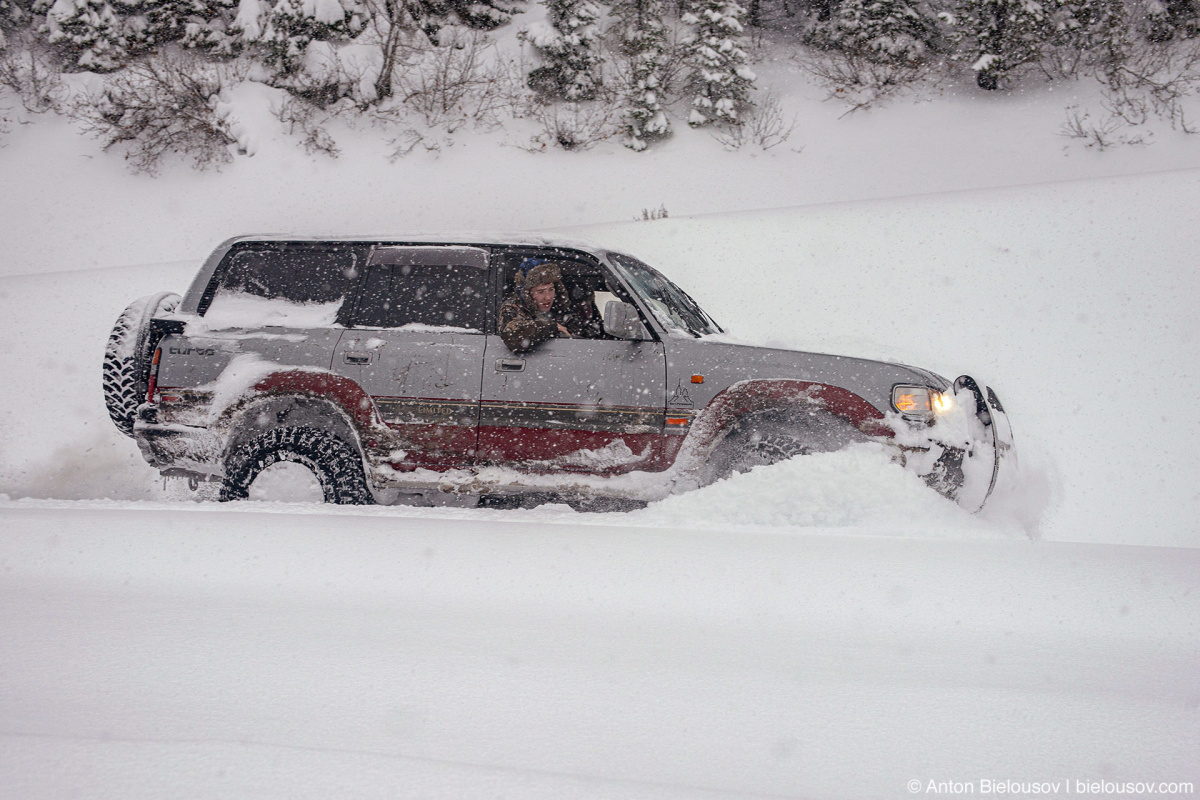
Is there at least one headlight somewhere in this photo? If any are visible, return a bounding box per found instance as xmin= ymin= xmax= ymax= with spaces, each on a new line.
xmin=892 ymin=385 xmax=953 ymax=417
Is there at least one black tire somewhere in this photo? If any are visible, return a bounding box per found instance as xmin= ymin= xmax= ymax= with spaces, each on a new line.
xmin=219 ymin=426 xmax=374 ymax=504
xmin=102 ymin=291 xmax=180 ymax=437
xmin=704 ymin=410 xmax=868 ymax=484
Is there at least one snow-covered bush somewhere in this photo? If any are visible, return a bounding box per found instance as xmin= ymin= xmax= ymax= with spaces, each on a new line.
xmin=395 ymin=28 xmax=505 ymax=126
xmin=612 ymin=0 xmax=671 ymax=150
xmin=276 ymin=92 xmax=341 ymax=153
xmin=521 ymin=0 xmax=602 ymax=100
xmin=527 ymin=92 xmax=620 ymax=147
xmin=0 ymin=41 xmax=66 ymax=111
xmin=70 ymin=50 xmax=244 ymax=171
xmin=710 ymin=87 xmax=796 ymax=148
xmin=1100 ymin=31 xmax=1200 ymax=131
xmin=681 ymin=0 xmax=755 ymax=125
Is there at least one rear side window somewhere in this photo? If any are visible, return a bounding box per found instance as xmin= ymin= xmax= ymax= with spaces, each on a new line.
xmin=204 ymin=246 xmax=360 ymax=328
xmin=354 ymin=264 xmax=487 ymax=331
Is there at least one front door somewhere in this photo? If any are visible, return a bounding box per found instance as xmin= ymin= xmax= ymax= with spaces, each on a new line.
xmin=478 ymin=252 xmax=666 ymax=473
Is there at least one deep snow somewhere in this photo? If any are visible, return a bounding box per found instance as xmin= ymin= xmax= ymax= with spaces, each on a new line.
xmin=3 ymin=167 xmax=1198 ymax=545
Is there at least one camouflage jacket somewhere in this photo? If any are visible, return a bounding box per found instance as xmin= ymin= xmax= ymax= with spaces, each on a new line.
xmin=499 ymin=290 xmax=586 ymax=354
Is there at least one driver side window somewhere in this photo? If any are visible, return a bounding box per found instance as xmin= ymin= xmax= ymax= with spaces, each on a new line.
xmin=497 ymin=253 xmax=617 ymax=340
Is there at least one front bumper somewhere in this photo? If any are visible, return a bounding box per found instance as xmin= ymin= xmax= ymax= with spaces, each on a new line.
xmin=924 ymin=376 xmax=1016 ymax=511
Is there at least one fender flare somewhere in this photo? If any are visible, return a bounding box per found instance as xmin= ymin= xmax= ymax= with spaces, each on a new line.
xmin=671 ymin=379 xmax=891 ymax=470
xmin=211 ymin=369 xmax=394 ymax=463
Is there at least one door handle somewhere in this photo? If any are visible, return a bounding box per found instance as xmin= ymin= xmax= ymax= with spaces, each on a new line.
xmin=496 ymin=358 xmax=525 ymax=372
xmin=344 ymin=352 xmax=372 ymax=365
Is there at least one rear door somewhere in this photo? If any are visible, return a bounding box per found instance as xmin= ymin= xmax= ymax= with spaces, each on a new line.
xmin=478 ymin=250 xmax=666 ymax=473
xmin=332 ymin=246 xmax=490 ymax=470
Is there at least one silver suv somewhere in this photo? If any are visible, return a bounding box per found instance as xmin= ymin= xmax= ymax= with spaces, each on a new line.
xmin=103 ymin=235 xmax=1014 ymax=510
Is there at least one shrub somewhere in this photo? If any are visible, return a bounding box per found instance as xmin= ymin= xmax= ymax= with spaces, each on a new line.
xmin=70 ymin=51 xmax=244 ymax=173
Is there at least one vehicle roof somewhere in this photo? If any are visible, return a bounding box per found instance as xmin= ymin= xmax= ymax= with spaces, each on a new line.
xmin=218 ymin=232 xmax=611 ymax=254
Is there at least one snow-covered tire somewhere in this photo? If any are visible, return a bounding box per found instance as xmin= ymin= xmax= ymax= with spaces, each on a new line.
xmin=705 ymin=410 xmax=867 ymax=483
xmin=102 ymin=291 xmax=181 ymax=437
xmin=219 ymin=426 xmax=374 ymax=505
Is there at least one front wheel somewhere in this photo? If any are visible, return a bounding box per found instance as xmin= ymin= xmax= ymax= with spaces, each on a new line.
xmin=704 ymin=411 xmax=867 ymax=484
xmin=220 ymin=427 xmax=374 ymax=504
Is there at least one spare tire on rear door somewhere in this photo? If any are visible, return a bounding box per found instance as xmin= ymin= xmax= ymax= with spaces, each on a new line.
xmin=102 ymin=291 xmax=181 ymax=437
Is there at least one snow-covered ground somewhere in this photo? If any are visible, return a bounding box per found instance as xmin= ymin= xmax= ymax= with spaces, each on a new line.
xmin=2 ymin=64 xmax=1199 ymax=798
xmin=3 ymin=506 xmax=1198 ymax=799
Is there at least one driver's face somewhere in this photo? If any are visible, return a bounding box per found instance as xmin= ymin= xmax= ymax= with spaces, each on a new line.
xmin=530 ymin=282 xmax=556 ymax=312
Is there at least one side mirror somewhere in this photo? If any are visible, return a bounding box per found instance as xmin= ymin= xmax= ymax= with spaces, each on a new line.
xmin=602 ymin=300 xmax=650 ymax=341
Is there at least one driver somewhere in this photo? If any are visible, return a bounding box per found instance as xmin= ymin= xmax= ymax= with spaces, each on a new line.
xmin=499 ymin=260 xmax=585 ymax=353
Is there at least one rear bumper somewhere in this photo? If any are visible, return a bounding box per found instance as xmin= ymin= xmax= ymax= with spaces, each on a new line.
xmin=133 ymin=408 xmax=223 ymax=478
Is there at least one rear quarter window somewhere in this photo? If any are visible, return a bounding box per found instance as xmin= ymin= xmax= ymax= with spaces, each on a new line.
xmin=203 ymin=246 xmax=361 ymax=328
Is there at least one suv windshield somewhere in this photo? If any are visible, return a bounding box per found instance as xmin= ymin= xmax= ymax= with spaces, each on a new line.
xmin=607 ymin=253 xmax=722 ymax=337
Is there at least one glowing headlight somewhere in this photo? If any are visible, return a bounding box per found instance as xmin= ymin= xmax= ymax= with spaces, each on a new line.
xmin=892 ymin=386 xmax=953 ymax=417
xmin=932 ymin=390 xmax=954 ymax=414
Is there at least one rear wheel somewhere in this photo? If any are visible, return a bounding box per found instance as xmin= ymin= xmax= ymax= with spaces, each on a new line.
xmin=220 ymin=427 xmax=373 ymax=504
xmin=102 ymin=292 xmax=180 ymax=436
xmin=705 ymin=410 xmax=867 ymax=483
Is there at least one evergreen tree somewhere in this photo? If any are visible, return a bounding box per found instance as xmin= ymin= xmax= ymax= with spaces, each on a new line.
xmin=141 ymin=0 xmax=241 ymax=54
xmin=522 ymin=0 xmax=602 ymax=100
xmin=416 ymin=0 xmax=523 ymax=31
xmin=682 ymin=0 xmax=755 ymax=125
xmin=1145 ymin=0 xmax=1199 ymax=42
xmin=43 ymin=0 xmax=133 ymax=70
xmin=952 ymin=0 xmax=1051 ymax=89
xmin=613 ymin=0 xmax=670 ymax=149
xmin=1049 ymin=0 xmax=1129 ymax=76
xmin=2 ymin=0 xmax=31 ymax=33
xmin=262 ymin=0 xmax=363 ymax=73
xmin=825 ymin=0 xmax=937 ymax=64
xmin=954 ymin=0 xmax=1131 ymax=89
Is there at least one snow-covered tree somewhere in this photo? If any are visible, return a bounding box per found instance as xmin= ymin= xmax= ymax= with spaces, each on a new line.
xmin=43 ymin=0 xmax=135 ymax=70
xmin=612 ymin=0 xmax=670 ymax=149
xmin=825 ymin=0 xmax=937 ymax=65
xmin=1049 ymin=0 xmax=1129 ymax=76
xmin=262 ymin=0 xmax=363 ymax=74
xmin=138 ymin=0 xmax=241 ymax=53
xmin=682 ymin=0 xmax=755 ymax=125
xmin=416 ymin=0 xmax=523 ymax=30
xmin=2 ymin=0 xmax=31 ymax=35
xmin=1145 ymin=0 xmax=1198 ymax=42
xmin=951 ymin=0 xmax=1052 ymax=89
xmin=522 ymin=0 xmax=602 ymax=100
xmin=954 ymin=0 xmax=1133 ymax=89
